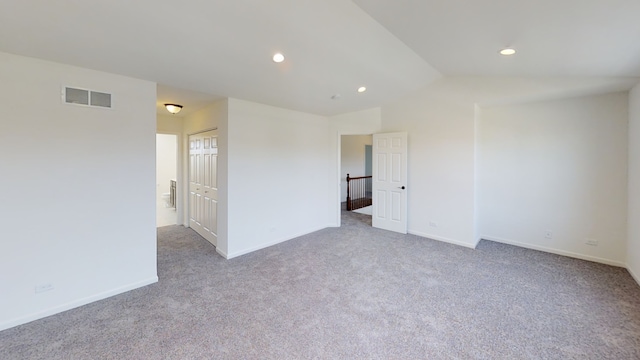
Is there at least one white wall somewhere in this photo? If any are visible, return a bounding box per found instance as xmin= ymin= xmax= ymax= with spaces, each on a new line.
xmin=381 ymin=84 xmax=477 ymax=248
xmin=157 ymin=114 xmax=183 ymax=134
xmin=379 ymin=77 xmax=638 ymax=250
xmin=473 ymin=104 xmax=482 ymax=245
xmin=629 ymin=84 xmax=640 ymax=282
xmin=340 ymin=135 xmax=372 ymax=202
xmin=177 ymin=100 xmax=376 ymax=258
xmin=0 ymin=52 xmax=157 ymax=330
xmin=181 ymin=100 xmax=229 ymax=255
xmin=225 ymin=98 xmax=332 ymax=258
xmin=478 ymin=92 xmax=629 ymax=266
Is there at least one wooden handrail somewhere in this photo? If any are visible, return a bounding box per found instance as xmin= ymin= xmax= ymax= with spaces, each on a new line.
xmin=347 ymin=174 xmax=371 ymax=181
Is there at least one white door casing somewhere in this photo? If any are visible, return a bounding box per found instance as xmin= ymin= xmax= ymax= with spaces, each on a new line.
xmin=189 ymin=130 xmax=218 ymax=246
xmin=372 ymin=132 xmax=408 ymax=234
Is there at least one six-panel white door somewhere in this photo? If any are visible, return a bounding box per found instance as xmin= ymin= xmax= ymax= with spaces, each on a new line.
xmin=372 ymin=132 xmax=407 ymax=234
xmin=189 ymin=130 xmax=218 ymax=246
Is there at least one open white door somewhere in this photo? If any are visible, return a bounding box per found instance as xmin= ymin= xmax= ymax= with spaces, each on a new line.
xmin=372 ymin=132 xmax=407 ymax=234
xmin=189 ymin=130 xmax=218 ymax=246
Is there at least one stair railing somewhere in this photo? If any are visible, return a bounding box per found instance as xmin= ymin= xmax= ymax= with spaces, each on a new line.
xmin=346 ymin=173 xmax=373 ymax=211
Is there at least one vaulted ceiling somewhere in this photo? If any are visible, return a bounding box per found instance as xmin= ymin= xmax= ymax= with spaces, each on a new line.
xmin=1 ymin=0 xmax=638 ymax=116
xmin=355 ymin=0 xmax=640 ymax=77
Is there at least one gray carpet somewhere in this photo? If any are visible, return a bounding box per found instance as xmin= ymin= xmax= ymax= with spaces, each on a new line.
xmin=2 ymin=211 xmax=640 ymax=359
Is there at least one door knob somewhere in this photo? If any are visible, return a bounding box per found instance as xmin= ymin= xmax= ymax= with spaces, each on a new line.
xmin=399 ymin=186 xmax=406 ymax=189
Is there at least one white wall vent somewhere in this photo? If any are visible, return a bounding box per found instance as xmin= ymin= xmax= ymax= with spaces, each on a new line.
xmin=64 ymin=87 xmax=112 ymax=108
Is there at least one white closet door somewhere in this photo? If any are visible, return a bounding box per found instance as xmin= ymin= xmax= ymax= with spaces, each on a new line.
xmin=189 ymin=130 xmax=218 ymax=246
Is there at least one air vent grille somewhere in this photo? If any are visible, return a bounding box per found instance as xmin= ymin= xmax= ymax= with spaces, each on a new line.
xmin=64 ymin=87 xmax=112 ymax=108
xmin=90 ymin=91 xmax=111 ymax=108
xmin=65 ymin=87 xmax=89 ymax=105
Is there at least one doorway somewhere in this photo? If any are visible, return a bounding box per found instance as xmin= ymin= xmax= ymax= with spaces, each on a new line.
xmin=156 ymin=133 xmax=178 ymax=227
xmin=341 ymin=134 xmax=373 ymax=216
xmin=339 ymin=132 xmax=408 ymax=234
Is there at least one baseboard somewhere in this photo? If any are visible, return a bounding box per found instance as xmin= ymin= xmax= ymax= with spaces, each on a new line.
xmin=0 ymin=276 xmax=158 ymax=332
xmin=481 ymin=235 xmax=626 ymax=268
xmin=226 ymin=225 xmax=329 ymax=259
xmin=408 ymin=229 xmax=477 ymax=249
xmin=216 ymin=247 xmax=229 ymax=259
xmin=627 ymin=265 xmax=640 ymax=287
xmin=473 ymin=236 xmax=482 ymax=248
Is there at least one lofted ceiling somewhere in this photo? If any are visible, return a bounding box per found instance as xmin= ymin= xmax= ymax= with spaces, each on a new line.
xmin=353 ymin=0 xmax=640 ymax=77
xmin=0 ymin=0 xmax=638 ymax=116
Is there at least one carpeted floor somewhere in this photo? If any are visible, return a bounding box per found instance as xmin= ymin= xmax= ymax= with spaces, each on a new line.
xmin=2 ymin=211 xmax=640 ymax=359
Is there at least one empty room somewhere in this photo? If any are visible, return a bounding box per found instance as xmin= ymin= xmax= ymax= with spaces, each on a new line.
xmin=1 ymin=0 xmax=639 ymax=358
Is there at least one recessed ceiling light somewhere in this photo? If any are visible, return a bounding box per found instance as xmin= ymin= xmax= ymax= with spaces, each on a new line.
xmin=499 ymin=48 xmax=516 ymax=56
xmin=272 ymin=53 xmax=285 ymax=63
xmin=357 ymin=86 xmax=367 ymax=93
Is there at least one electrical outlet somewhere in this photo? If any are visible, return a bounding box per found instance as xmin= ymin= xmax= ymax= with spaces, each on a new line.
xmin=585 ymin=238 xmax=598 ymax=246
xmin=544 ymin=231 xmax=553 ymax=239
xmin=429 ymin=221 xmax=437 ymax=228
xmin=35 ymin=283 xmax=54 ymax=294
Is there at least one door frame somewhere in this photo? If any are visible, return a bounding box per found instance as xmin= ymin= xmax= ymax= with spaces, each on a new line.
xmin=336 ymin=131 xmax=408 ymax=231
xmin=336 ymin=132 xmax=374 ymax=227
xmin=157 ymin=130 xmax=183 ymax=226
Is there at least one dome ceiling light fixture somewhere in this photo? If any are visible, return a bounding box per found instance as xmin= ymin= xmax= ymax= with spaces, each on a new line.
xmin=357 ymin=86 xmax=367 ymax=93
xmin=165 ymin=104 xmax=183 ymax=114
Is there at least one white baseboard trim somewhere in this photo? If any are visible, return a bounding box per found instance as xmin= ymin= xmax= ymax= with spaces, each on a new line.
xmin=408 ymin=229 xmax=477 ymax=249
xmin=225 ymin=225 xmax=330 ymax=259
xmin=216 ymin=247 xmax=229 ymax=259
xmin=481 ymin=235 xmax=626 ymax=268
xmin=0 ymin=276 xmax=158 ymax=332
xmin=627 ymin=265 xmax=640 ymax=287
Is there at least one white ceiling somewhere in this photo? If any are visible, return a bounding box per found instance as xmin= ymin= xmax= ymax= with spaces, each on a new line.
xmin=353 ymin=0 xmax=640 ymax=77
xmin=0 ymin=0 xmax=638 ymax=116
